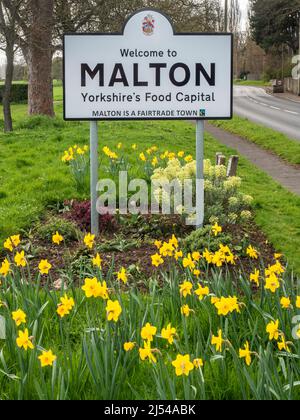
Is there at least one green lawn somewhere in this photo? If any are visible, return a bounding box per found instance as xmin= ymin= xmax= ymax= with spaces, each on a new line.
xmin=234 ymin=80 xmax=271 ymax=87
xmin=213 ymin=115 xmax=300 ymax=165
xmin=1 ymin=101 xmax=300 ymax=272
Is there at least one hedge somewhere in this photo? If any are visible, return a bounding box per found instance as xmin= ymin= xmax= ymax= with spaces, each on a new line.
xmin=0 ymin=83 xmax=28 ymax=103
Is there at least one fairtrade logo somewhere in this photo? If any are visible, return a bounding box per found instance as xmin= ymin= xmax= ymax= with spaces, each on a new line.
xmin=142 ymin=14 xmax=155 ymax=36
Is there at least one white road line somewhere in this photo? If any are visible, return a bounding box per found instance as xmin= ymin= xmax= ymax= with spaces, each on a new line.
xmin=247 ymin=95 xmax=300 ymax=115
xmin=284 ymin=110 xmax=299 ymax=115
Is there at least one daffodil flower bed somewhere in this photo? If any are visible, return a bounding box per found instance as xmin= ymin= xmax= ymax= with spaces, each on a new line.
xmin=0 ymin=230 xmax=299 ymax=400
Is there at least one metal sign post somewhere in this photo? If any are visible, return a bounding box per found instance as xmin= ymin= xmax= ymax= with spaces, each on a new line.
xmin=196 ymin=120 xmax=205 ymax=229
xmin=90 ymin=121 xmax=99 ymax=235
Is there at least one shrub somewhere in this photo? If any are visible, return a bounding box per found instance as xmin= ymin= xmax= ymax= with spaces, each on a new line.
xmin=151 ymin=159 xmax=253 ymax=226
xmin=63 ymin=200 xmax=118 ymax=233
xmin=183 ymin=225 xmax=233 ymax=253
xmin=0 ymin=83 xmax=28 ymax=103
xmin=35 ymin=216 xmax=82 ymax=243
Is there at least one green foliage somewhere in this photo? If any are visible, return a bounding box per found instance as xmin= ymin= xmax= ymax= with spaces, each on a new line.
xmin=35 ymin=216 xmax=81 ymax=243
xmin=0 ymin=250 xmax=299 ymax=400
xmin=0 ymin=84 xmax=28 ymax=103
xmin=250 ymin=0 xmax=300 ymax=53
xmin=183 ymin=226 xmax=232 ymax=253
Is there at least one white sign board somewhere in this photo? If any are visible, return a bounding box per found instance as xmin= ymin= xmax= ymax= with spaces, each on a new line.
xmin=63 ymin=9 xmax=233 ymax=121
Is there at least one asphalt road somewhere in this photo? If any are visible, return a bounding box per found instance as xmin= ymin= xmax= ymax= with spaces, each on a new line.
xmin=233 ymin=86 xmax=300 ymax=141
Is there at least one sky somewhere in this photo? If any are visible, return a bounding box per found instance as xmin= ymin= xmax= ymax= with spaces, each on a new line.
xmin=239 ymin=0 xmax=249 ymax=31
xmin=0 ymin=0 xmax=249 ymax=67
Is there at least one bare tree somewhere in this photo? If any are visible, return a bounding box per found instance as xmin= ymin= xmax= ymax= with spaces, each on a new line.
xmin=0 ymin=0 xmax=24 ymax=132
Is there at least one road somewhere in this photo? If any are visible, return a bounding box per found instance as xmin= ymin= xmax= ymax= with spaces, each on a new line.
xmin=233 ymin=86 xmax=300 ymax=141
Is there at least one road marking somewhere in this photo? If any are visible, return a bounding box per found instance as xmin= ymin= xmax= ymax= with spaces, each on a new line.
xmin=284 ymin=110 xmax=299 ymax=115
xmin=247 ymin=96 xmax=300 ymax=115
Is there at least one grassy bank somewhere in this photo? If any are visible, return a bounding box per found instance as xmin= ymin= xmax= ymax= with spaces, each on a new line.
xmin=213 ymin=115 xmax=300 ymax=165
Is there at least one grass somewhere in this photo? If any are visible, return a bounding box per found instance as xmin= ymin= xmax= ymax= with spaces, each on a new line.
xmin=234 ymin=79 xmax=271 ymax=87
xmin=0 ymin=91 xmax=300 ymax=272
xmin=212 ymin=115 xmax=300 ymax=165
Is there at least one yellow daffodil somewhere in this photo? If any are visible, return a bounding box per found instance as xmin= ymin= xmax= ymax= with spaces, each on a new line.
xmin=266 ymin=320 xmax=280 ymax=341
xmin=214 ymin=296 xmax=240 ymax=316
xmin=161 ymin=323 xmax=176 ymax=344
xmin=172 ymin=354 xmax=194 ymax=376
xmin=193 ymin=269 xmax=201 ymax=277
xmin=195 ymin=285 xmax=209 ymax=301
xmin=265 ymin=273 xmax=280 ymax=293
xmin=10 ymin=235 xmax=21 ymax=248
xmin=212 ymin=222 xmax=222 ymax=236
xmin=280 ymin=297 xmax=291 ymax=309
xmin=211 ymin=296 xmax=220 ymax=305
xmin=38 ymin=350 xmax=57 ymax=367
xmin=84 ymin=233 xmax=95 ymax=249
xmin=181 ymin=304 xmax=192 ymax=317
xmin=250 ymin=269 xmax=260 ymax=287
xmin=274 ymin=253 xmax=282 ymax=260
xmin=179 ymin=281 xmax=193 ymax=298
xmin=139 ymin=152 xmax=146 ymax=162
xmin=14 ymin=251 xmax=27 ymax=268
xmin=38 ymin=260 xmax=52 ymax=275
xmin=193 ymin=358 xmax=204 ymax=368
xmin=192 ymin=251 xmax=201 ymax=262
xmin=178 ymin=151 xmax=185 ymax=158
xmin=159 ymin=242 xmax=174 ymax=257
xmin=141 ymin=323 xmax=157 ymax=342
xmin=117 ymin=142 xmax=122 ymax=149
xmin=16 ymin=329 xmax=34 ymax=350
xmin=132 ymin=144 xmax=137 ymax=150
xmin=169 ymin=235 xmax=178 ymax=249
xmin=239 ymin=341 xmax=252 ymax=366
xmin=60 ymin=294 xmax=75 ymax=312
xmin=151 ymin=253 xmax=164 ymax=267
xmin=106 ymin=300 xmax=122 ymax=322
xmin=152 ymin=157 xmax=158 ymax=167
xmin=52 ymin=231 xmax=64 ymax=245
xmin=278 ymin=336 xmax=290 ymax=353
xmin=0 ymin=259 xmax=11 ymax=277
xmin=154 ymin=240 xmax=162 ymax=250
xmin=82 ymin=277 xmax=108 ymax=299
xmin=57 ymin=304 xmax=70 ymax=318
xmin=12 ymin=309 xmax=26 ymax=327
xmin=182 ymin=254 xmax=195 ymax=270
xmin=174 ymin=250 xmax=183 ymax=261
xmin=184 ymin=155 xmax=193 ymax=163
xmin=211 ymin=329 xmax=224 ymax=352
xmin=203 ymin=249 xmax=213 ymax=264
xmin=117 ymin=267 xmax=127 ymax=284
xmin=139 ymin=340 xmax=157 ymax=363
xmin=92 ymin=253 xmax=102 ymax=269
xmin=246 ymin=245 xmax=259 ymax=259
xmin=4 ymin=238 xmax=13 ymax=252
xmin=296 ymin=296 xmax=300 ymax=309
xmin=124 ymin=342 xmax=135 ymax=352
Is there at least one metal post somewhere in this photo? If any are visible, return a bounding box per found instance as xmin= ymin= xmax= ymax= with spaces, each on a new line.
xmin=196 ymin=120 xmax=205 ymax=229
xmin=90 ymin=121 xmax=99 ymax=236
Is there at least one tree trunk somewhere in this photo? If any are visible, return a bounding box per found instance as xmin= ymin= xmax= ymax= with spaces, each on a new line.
xmin=2 ymin=41 xmax=14 ymax=132
xmin=27 ymin=0 xmax=54 ymax=116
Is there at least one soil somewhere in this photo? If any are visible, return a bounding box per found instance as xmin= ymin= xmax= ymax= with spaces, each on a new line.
xmin=12 ymin=201 xmax=277 ymax=289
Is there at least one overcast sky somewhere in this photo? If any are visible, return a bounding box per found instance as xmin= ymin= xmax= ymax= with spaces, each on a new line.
xmin=0 ymin=1 xmax=249 ymax=66
xmin=239 ymin=0 xmax=249 ymax=31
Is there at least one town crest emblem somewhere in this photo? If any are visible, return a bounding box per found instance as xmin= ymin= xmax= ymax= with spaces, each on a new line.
xmin=142 ymin=14 xmax=155 ymax=36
